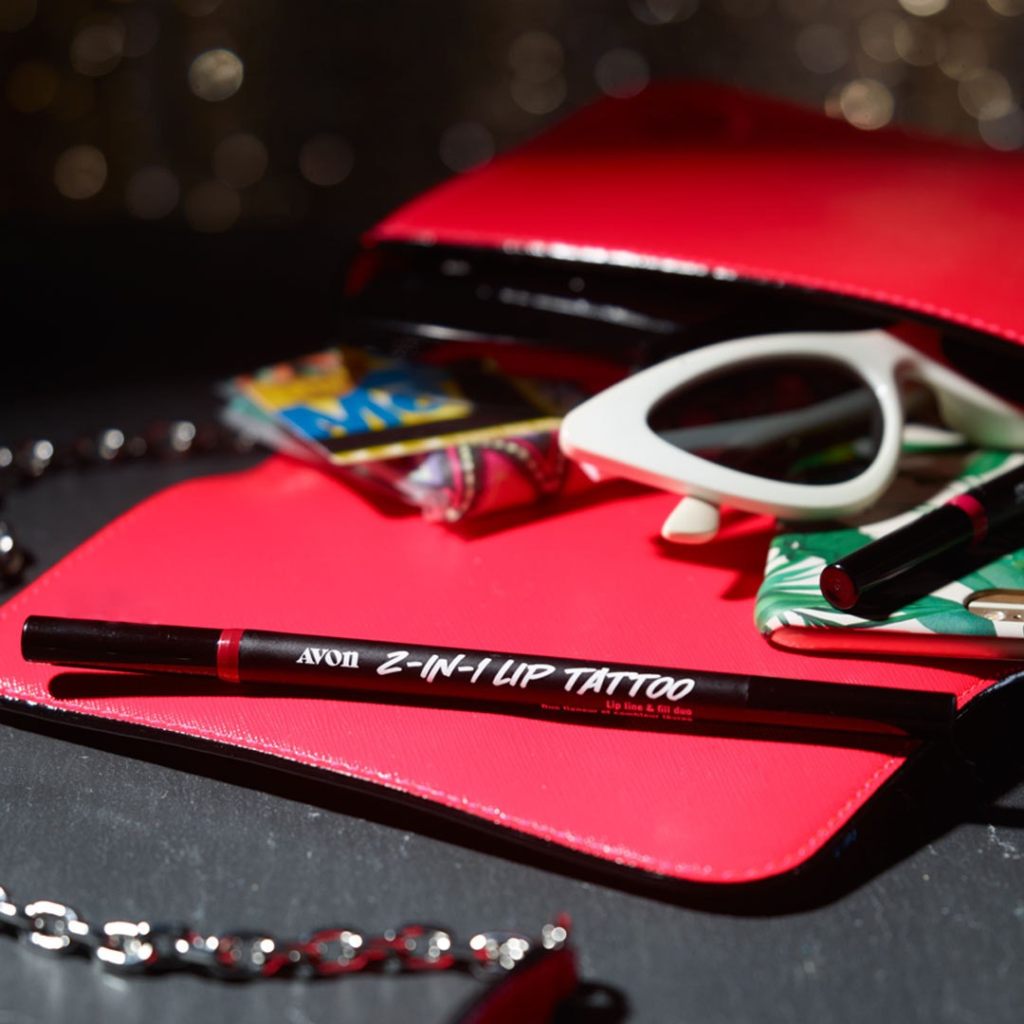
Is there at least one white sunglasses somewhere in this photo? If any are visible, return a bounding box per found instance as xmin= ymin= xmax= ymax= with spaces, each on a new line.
xmin=558 ymin=328 xmax=1024 ymax=543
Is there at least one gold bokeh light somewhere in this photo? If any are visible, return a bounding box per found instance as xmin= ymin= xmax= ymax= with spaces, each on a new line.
xmin=594 ymin=48 xmax=650 ymax=98
xmin=835 ymin=78 xmax=895 ymax=130
xmin=439 ymin=121 xmax=495 ymax=173
xmin=213 ymin=133 xmax=268 ymax=188
xmin=70 ymin=17 xmax=125 ymax=77
xmin=126 ymin=166 xmax=180 ymax=219
xmin=298 ymin=134 xmax=353 ymax=187
xmin=0 ymin=0 xmax=35 ymax=33
xmin=188 ymin=48 xmax=243 ymax=102
xmin=53 ymin=145 xmax=107 ymax=200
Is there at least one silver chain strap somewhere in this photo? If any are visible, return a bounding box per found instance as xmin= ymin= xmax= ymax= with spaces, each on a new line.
xmin=0 ymin=883 xmax=570 ymax=980
xmin=1 ymin=427 xmax=576 ymax=996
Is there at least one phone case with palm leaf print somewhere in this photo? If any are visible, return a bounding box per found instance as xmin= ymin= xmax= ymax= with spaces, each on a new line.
xmin=756 ymin=450 xmax=1024 ymax=661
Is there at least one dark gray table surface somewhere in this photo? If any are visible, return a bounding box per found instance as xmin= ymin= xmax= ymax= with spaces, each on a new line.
xmin=2 ymin=376 xmax=1024 ymax=1024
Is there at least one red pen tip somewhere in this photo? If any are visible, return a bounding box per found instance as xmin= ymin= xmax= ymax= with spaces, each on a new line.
xmin=820 ymin=565 xmax=858 ymax=611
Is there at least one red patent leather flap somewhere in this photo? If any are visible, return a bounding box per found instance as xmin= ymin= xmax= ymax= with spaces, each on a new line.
xmin=370 ymin=80 xmax=1024 ymax=346
xmin=0 ymin=458 xmax=1004 ymax=884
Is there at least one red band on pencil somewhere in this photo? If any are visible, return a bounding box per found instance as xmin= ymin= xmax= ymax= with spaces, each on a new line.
xmin=216 ymin=628 xmax=244 ymax=683
xmin=949 ymin=493 xmax=988 ymax=544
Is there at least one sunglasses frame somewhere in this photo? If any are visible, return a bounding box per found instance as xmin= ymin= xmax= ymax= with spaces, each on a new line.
xmin=558 ymin=329 xmax=1024 ymax=542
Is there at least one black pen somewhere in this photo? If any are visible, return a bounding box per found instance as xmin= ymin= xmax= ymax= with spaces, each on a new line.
xmin=821 ymin=459 xmax=1024 ymax=612
xmin=21 ymin=615 xmax=955 ymax=738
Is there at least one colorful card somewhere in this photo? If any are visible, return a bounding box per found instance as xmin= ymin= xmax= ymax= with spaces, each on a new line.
xmin=221 ymin=345 xmax=612 ymax=523
xmin=223 ymin=346 xmax=571 ymax=466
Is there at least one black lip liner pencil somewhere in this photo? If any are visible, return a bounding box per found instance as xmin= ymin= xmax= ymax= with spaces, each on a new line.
xmin=21 ymin=616 xmax=956 ymax=739
xmin=821 ymin=460 xmax=1024 ymax=613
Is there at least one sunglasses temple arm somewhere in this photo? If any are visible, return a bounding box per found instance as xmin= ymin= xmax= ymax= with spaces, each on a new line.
xmin=658 ymin=389 xmax=877 ymax=451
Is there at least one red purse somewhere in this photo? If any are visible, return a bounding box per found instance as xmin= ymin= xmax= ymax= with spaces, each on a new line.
xmin=2 ymin=81 xmax=1021 ymax=892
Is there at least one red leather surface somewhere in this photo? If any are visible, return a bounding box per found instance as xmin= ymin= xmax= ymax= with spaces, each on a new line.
xmin=369 ymin=80 xmax=1024 ymax=347
xmin=0 ymin=458 xmax=1004 ymax=884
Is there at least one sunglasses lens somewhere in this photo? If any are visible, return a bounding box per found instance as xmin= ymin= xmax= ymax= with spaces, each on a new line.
xmin=647 ymin=357 xmax=883 ymax=484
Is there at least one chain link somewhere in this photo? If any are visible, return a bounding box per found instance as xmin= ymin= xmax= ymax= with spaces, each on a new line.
xmin=0 ymin=427 xmax=576 ymax=984
xmin=0 ymin=420 xmax=261 ymax=588
xmin=0 ymin=884 xmax=570 ymax=981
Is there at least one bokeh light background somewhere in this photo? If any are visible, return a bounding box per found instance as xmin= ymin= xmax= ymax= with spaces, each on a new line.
xmin=2 ymin=0 xmax=1022 ymax=386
